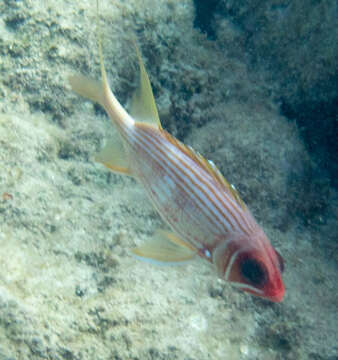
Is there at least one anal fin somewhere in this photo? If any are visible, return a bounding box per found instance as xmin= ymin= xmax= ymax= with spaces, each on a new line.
xmin=132 ymin=229 xmax=197 ymax=265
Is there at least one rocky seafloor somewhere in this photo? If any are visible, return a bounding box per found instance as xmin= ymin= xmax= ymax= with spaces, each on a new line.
xmin=0 ymin=0 xmax=337 ymax=359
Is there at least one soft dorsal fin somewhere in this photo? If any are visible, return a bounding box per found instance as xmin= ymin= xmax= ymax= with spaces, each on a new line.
xmin=129 ymin=44 xmax=162 ymax=129
xmin=165 ymin=134 xmax=247 ymax=210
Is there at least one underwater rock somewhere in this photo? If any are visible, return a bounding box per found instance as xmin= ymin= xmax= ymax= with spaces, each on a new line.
xmin=193 ymin=0 xmax=338 ymax=188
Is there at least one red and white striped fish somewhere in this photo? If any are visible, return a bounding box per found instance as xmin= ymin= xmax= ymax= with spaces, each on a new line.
xmin=69 ymin=30 xmax=285 ymax=303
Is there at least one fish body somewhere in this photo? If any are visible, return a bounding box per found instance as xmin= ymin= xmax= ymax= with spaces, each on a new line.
xmin=69 ymin=13 xmax=285 ymax=302
xmin=126 ymin=123 xmax=284 ymax=302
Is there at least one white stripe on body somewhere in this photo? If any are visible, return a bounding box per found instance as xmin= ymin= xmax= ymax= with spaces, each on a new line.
xmin=136 ymin=127 xmax=256 ymax=234
xmin=134 ymin=126 xmax=256 ymax=235
xmin=125 ymin=126 xmax=229 ymax=235
xmin=125 ymin=128 xmax=221 ymax=248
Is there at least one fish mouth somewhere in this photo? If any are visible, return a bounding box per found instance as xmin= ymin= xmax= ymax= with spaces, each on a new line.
xmin=265 ymin=285 xmax=285 ymax=302
xmin=268 ymin=291 xmax=284 ymax=303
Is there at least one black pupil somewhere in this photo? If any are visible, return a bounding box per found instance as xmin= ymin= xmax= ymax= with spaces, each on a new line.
xmin=240 ymin=258 xmax=267 ymax=286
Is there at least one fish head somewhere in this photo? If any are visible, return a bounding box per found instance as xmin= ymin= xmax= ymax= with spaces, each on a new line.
xmin=215 ymin=231 xmax=285 ymax=302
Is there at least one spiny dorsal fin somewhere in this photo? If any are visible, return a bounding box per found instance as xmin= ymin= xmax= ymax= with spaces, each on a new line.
xmin=164 ymin=133 xmax=247 ymax=210
xmin=204 ymin=158 xmax=247 ymax=210
xmin=129 ymin=43 xmax=162 ymax=129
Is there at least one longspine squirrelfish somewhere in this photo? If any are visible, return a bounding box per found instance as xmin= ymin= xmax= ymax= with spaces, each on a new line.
xmin=68 ymin=1 xmax=285 ymax=302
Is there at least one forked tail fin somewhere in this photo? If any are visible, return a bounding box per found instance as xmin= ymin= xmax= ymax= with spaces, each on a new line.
xmin=68 ymin=75 xmax=104 ymax=106
xmin=68 ymin=0 xmax=133 ymax=129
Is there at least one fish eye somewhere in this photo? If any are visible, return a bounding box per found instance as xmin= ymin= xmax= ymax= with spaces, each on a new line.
xmin=240 ymin=258 xmax=267 ymax=287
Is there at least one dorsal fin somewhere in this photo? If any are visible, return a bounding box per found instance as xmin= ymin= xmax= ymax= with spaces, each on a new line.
xmin=129 ymin=43 xmax=162 ymax=129
xmin=205 ymin=158 xmax=247 ymax=210
xmin=164 ymin=133 xmax=247 ymax=210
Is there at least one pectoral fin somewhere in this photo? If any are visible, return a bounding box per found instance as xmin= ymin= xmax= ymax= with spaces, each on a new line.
xmin=95 ymin=134 xmax=132 ymax=176
xmin=132 ymin=229 xmax=197 ymax=265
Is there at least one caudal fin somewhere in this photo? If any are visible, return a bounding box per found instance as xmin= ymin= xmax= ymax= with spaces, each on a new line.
xmin=68 ymin=0 xmax=110 ymax=108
